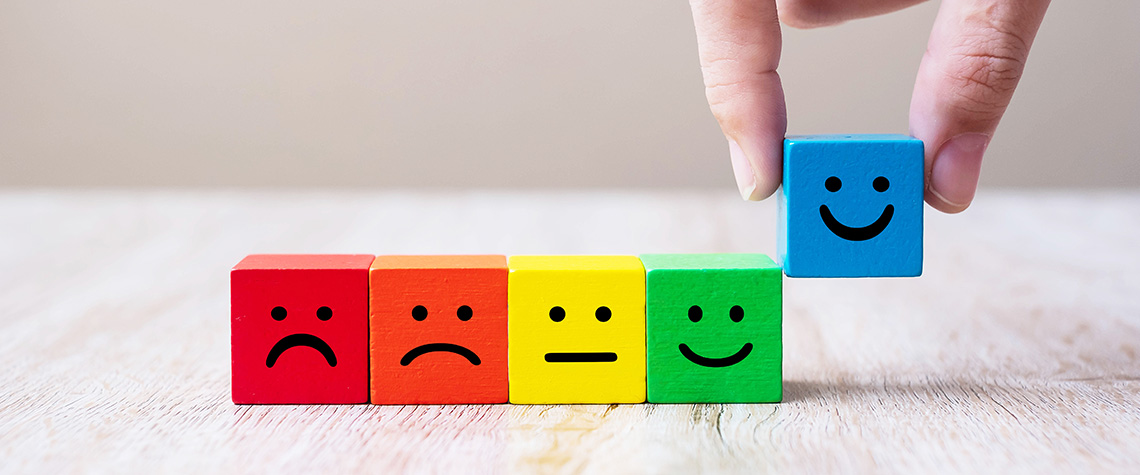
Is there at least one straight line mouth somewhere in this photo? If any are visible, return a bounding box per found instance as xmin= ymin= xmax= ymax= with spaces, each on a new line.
xmin=544 ymin=352 xmax=618 ymax=363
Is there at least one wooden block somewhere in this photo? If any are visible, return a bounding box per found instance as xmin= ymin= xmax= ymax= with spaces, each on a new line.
xmin=640 ymin=254 xmax=782 ymax=403
xmin=369 ymin=255 xmax=508 ymax=404
xmin=231 ymin=254 xmax=373 ymax=404
xmin=779 ymin=134 xmax=923 ymax=277
xmin=507 ymin=256 xmax=646 ymax=404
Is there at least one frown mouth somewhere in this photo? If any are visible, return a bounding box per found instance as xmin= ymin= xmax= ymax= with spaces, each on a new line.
xmin=265 ymin=334 xmax=337 ymax=368
xmin=819 ymin=204 xmax=894 ymax=241
xmin=401 ymin=343 xmax=481 ymax=366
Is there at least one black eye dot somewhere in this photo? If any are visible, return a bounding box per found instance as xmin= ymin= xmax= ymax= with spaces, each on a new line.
xmin=549 ymin=306 xmax=566 ymax=322
xmin=688 ymin=305 xmax=703 ymax=322
xmin=825 ymin=176 xmax=842 ymax=192
xmin=595 ymin=306 xmax=612 ymax=322
xmin=873 ymin=176 xmax=890 ymax=192
xmin=271 ymin=306 xmax=287 ymax=321
xmin=457 ymin=305 xmax=473 ymax=321
xmin=412 ymin=305 xmax=428 ymax=321
xmin=730 ymin=305 xmax=744 ymax=322
xmin=316 ymin=306 xmax=332 ymax=321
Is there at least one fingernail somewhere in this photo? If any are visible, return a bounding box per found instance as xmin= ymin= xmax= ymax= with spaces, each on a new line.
xmin=729 ymin=138 xmax=761 ymax=201
xmin=929 ymin=133 xmax=990 ymax=211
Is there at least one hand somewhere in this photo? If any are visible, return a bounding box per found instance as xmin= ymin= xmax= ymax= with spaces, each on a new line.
xmin=690 ymin=0 xmax=1050 ymax=213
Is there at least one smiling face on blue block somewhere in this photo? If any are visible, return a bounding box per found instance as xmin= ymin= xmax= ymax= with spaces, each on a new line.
xmin=778 ymin=135 xmax=924 ymax=278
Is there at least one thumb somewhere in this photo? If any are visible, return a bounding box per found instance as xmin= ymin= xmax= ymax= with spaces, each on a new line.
xmin=909 ymin=0 xmax=1050 ymax=213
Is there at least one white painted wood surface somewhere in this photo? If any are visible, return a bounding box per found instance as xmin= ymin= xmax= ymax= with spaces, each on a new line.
xmin=1 ymin=190 xmax=1138 ymax=473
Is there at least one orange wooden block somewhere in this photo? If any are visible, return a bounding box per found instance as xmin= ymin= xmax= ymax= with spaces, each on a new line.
xmin=369 ymin=255 xmax=508 ymax=404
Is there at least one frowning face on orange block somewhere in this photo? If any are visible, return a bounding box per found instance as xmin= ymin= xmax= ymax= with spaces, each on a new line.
xmin=369 ymin=255 xmax=508 ymax=404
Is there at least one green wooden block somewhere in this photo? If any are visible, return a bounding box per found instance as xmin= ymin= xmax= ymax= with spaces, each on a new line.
xmin=641 ymin=254 xmax=782 ymax=403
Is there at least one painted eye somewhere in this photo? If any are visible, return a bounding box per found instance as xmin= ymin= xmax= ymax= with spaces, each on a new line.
xmin=730 ymin=305 xmax=744 ymax=322
xmin=549 ymin=306 xmax=566 ymax=322
xmin=271 ymin=306 xmax=287 ymax=321
xmin=316 ymin=306 xmax=332 ymax=321
xmin=873 ymin=176 xmax=890 ymax=192
xmin=825 ymin=176 xmax=842 ymax=192
xmin=412 ymin=305 xmax=428 ymax=321
xmin=457 ymin=305 xmax=473 ymax=321
xmin=595 ymin=306 xmax=612 ymax=322
xmin=688 ymin=305 xmax=702 ymax=322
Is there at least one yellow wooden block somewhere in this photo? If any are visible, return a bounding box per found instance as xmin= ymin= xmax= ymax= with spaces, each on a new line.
xmin=508 ymin=256 xmax=646 ymax=404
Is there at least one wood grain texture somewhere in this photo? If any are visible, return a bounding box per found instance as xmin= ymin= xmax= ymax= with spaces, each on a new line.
xmin=1 ymin=190 xmax=1138 ymax=473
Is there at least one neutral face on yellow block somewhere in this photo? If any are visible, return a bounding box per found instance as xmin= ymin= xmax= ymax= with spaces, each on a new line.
xmin=508 ymin=256 xmax=646 ymax=404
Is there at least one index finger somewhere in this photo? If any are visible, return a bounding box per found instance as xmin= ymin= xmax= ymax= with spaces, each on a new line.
xmin=690 ymin=0 xmax=787 ymax=200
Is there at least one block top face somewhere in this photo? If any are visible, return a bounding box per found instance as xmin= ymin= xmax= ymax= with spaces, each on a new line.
xmin=785 ymin=134 xmax=918 ymax=144
xmin=640 ymin=253 xmax=777 ymax=271
xmin=234 ymin=254 xmax=374 ymax=271
xmin=508 ymin=255 xmax=645 ymax=272
xmin=371 ymin=255 xmax=507 ymax=270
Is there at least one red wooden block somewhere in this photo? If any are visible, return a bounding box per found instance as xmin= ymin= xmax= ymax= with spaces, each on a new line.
xmin=231 ymin=254 xmax=373 ymax=404
xmin=369 ymin=255 xmax=508 ymax=404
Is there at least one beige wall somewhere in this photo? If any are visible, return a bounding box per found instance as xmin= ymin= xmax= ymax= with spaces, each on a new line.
xmin=1 ymin=1 xmax=1137 ymax=188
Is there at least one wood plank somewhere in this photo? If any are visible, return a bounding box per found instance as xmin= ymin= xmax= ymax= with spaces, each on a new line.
xmin=0 ymin=190 xmax=1138 ymax=473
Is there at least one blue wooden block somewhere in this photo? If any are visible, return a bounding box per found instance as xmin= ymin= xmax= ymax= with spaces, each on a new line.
xmin=778 ymin=134 xmax=924 ymax=278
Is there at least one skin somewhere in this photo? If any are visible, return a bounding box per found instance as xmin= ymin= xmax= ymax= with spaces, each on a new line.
xmin=690 ymin=0 xmax=1051 ymax=213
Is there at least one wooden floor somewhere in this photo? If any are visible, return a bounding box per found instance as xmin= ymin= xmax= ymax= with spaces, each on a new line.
xmin=1 ymin=190 xmax=1138 ymax=473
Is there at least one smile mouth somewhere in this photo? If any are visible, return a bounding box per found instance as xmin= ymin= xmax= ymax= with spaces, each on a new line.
xmin=819 ymin=204 xmax=894 ymax=241
xmin=266 ymin=334 xmax=337 ymax=368
xmin=400 ymin=343 xmax=481 ymax=366
xmin=678 ymin=343 xmax=753 ymax=368
xmin=544 ymin=352 xmax=618 ymax=363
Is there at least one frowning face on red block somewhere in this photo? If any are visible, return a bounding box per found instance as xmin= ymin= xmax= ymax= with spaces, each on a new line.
xmin=231 ymin=254 xmax=372 ymax=404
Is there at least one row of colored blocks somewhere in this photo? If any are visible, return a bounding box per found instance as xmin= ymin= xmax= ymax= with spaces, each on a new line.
xmin=232 ymin=254 xmax=781 ymax=405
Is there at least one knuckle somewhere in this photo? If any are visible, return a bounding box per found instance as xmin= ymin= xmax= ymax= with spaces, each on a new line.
xmin=697 ymin=55 xmax=766 ymax=131
xmin=945 ymin=49 xmax=1023 ymax=114
xmin=943 ymin=6 xmax=1033 ymax=116
xmin=776 ymin=0 xmax=835 ymax=29
xmin=704 ymin=77 xmax=750 ymax=131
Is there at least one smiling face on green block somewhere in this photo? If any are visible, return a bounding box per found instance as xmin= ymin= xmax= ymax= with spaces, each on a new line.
xmin=640 ymin=254 xmax=782 ymax=403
